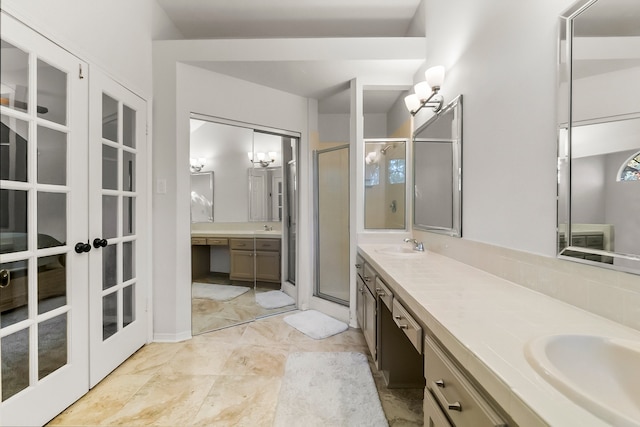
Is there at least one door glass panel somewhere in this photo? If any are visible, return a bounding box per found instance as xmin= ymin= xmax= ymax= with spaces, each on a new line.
xmin=102 ymin=292 xmax=117 ymax=340
xmin=37 ymin=192 xmax=66 ymax=249
xmin=37 ymin=126 xmax=67 ymax=185
xmin=123 ymin=104 xmax=135 ymax=148
xmin=37 ymin=59 xmax=66 ymax=125
xmin=0 ymin=260 xmax=29 ymax=326
xmin=102 ymin=195 xmax=118 ymax=239
xmin=123 ymin=196 xmax=135 ymax=236
xmin=122 ymin=151 xmax=135 ymax=192
xmin=0 ymin=115 xmax=28 ymax=182
xmin=37 ymin=254 xmax=66 ymax=314
xmin=38 ymin=313 xmax=67 ymax=380
xmin=1 ymin=328 xmax=29 ymax=401
xmin=0 ymin=41 xmax=29 ymax=113
xmin=102 ymin=94 xmax=118 ymax=142
xmin=123 ymin=284 xmax=135 ymax=328
xmin=102 ymin=244 xmax=117 ymax=290
xmin=102 ymin=144 xmax=118 ymax=190
xmin=123 ymin=241 xmax=134 ymax=281
xmin=0 ymin=189 xmax=28 ymax=254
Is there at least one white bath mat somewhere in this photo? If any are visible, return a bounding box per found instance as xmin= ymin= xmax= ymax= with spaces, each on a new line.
xmin=274 ymin=352 xmax=388 ymax=427
xmin=191 ymin=283 xmax=250 ymax=301
xmin=255 ymin=290 xmax=295 ymax=309
xmin=284 ymin=309 xmax=348 ymax=340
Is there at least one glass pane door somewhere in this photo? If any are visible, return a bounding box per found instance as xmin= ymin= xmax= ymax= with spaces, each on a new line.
xmin=0 ymin=12 xmax=89 ymax=426
xmin=89 ymin=69 xmax=147 ymax=388
xmin=314 ymin=145 xmax=350 ymax=304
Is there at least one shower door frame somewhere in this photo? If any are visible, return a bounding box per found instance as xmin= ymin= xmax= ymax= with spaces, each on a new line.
xmin=313 ymin=144 xmax=350 ymax=306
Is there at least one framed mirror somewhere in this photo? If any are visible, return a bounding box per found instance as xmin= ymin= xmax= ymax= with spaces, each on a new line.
xmin=363 ymin=138 xmax=407 ymax=230
xmin=558 ymin=0 xmax=640 ymax=273
xmin=413 ymin=95 xmax=463 ymax=236
xmin=190 ymin=172 xmax=214 ymax=223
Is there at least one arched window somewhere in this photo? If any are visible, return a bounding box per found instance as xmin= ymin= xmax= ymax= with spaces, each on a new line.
xmin=618 ymin=151 xmax=640 ymax=181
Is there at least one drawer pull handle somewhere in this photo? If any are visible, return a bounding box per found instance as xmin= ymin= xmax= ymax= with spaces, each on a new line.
xmin=432 ymin=381 xmax=463 ymax=413
xmin=375 ymin=288 xmax=386 ymax=296
xmin=364 ymin=276 xmax=371 ymax=282
xmin=355 ymin=263 xmax=362 ymax=268
xmin=399 ymin=324 xmax=409 ymax=329
xmin=394 ymin=315 xmax=402 ymax=320
xmin=448 ymin=402 xmax=462 ymax=412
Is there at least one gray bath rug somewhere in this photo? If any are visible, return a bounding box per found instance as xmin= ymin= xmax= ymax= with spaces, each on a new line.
xmin=191 ymin=282 xmax=250 ymax=301
xmin=274 ymin=352 xmax=388 ymax=427
xmin=284 ymin=309 xmax=348 ymax=340
xmin=255 ymin=290 xmax=295 ymax=309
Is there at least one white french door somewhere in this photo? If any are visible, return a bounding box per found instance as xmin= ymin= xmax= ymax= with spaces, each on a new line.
xmin=1 ymin=12 xmax=149 ymax=425
xmin=88 ymin=69 xmax=147 ymax=387
xmin=0 ymin=12 xmax=89 ymax=426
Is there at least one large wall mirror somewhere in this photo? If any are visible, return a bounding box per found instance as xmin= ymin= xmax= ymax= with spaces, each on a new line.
xmin=413 ymin=95 xmax=463 ymax=236
xmin=558 ymin=0 xmax=640 ymax=273
xmin=363 ymin=138 xmax=407 ymax=230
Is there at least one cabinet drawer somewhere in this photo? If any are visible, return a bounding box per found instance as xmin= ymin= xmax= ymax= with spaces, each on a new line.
xmin=392 ymin=299 xmax=422 ymax=354
xmin=206 ymin=237 xmax=228 ymax=246
xmin=229 ymin=238 xmax=254 ymax=250
xmin=424 ymin=335 xmax=506 ymax=427
xmin=363 ymin=263 xmax=376 ymax=294
xmin=255 ymin=238 xmax=280 ymax=251
xmin=424 ymin=388 xmax=453 ymax=427
xmin=375 ymin=277 xmax=393 ymax=310
xmin=191 ymin=237 xmax=207 ymax=245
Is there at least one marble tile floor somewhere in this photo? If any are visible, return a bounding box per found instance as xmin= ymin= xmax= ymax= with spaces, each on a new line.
xmin=48 ymin=311 xmax=423 ymax=426
xmin=192 ymin=273 xmax=296 ymax=334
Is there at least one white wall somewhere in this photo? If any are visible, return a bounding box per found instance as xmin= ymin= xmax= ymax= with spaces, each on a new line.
xmin=152 ymin=58 xmax=310 ymax=340
xmin=419 ymin=0 xmax=575 ymax=256
xmin=1 ymin=0 xmax=177 ymax=99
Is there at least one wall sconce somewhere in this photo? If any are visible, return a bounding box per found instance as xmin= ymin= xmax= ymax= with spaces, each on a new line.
xmin=248 ymin=151 xmax=277 ymax=167
xmin=190 ymin=157 xmax=206 ymax=172
xmin=404 ymin=65 xmax=446 ymax=116
xmin=365 ymin=151 xmax=379 ymax=165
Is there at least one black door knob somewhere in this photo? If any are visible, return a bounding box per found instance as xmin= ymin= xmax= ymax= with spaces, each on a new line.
xmin=74 ymin=242 xmax=92 ymax=253
xmin=93 ymin=238 xmax=108 ymax=248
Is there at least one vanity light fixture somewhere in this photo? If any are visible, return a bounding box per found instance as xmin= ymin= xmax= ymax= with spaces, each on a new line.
xmin=404 ymin=65 xmax=446 ymax=116
xmin=247 ymin=151 xmax=277 ymax=167
xmin=190 ymin=157 xmax=206 ymax=172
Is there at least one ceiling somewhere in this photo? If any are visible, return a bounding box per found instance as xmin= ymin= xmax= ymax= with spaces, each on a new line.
xmin=155 ymin=0 xmax=424 ymax=113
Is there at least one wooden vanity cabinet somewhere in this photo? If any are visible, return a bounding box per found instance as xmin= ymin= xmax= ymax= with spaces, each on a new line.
xmin=424 ymin=335 xmax=507 ymax=427
xmin=355 ymin=255 xmax=377 ymax=361
xmin=230 ymin=238 xmax=280 ymax=282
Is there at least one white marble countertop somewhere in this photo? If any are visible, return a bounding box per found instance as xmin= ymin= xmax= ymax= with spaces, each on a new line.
xmin=358 ymin=243 xmax=640 ymax=427
xmin=191 ymin=230 xmax=282 ymax=239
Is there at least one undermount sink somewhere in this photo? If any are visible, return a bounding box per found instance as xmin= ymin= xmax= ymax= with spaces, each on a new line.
xmin=524 ymin=334 xmax=640 ymax=426
xmin=375 ymin=246 xmax=423 ymax=256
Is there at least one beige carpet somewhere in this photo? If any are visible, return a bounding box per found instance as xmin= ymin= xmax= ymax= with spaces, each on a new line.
xmin=191 ymin=283 xmax=250 ymax=301
xmin=273 ymin=352 xmax=388 ymax=426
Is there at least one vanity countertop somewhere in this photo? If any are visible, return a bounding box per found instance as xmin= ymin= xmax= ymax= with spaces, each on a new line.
xmin=191 ymin=230 xmax=282 ymax=239
xmin=358 ymin=243 xmax=640 ymax=427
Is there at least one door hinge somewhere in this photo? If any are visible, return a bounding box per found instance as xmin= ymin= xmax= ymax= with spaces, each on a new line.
xmin=79 ymin=64 xmax=84 ymax=80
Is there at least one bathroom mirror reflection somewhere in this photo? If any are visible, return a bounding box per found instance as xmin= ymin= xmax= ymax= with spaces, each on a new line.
xmin=558 ymin=0 xmax=640 ymax=273
xmin=190 ymin=172 xmax=213 ymax=223
xmin=189 ymin=118 xmax=299 ymax=334
xmin=364 ymin=139 xmax=407 ymax=230
xmin=412 ymin=95 xmax=463 ymax=236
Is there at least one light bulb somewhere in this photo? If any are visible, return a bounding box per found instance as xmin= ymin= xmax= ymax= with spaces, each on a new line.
xmin=404 ymin=94 xmax=421 ymax=113
xmin=425 ymin=66 xmax=445 ymax=90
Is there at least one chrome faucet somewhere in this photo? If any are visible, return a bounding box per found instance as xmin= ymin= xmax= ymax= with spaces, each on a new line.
xmin=263 ymin=224 xmax=273 ymax=231
xmin=404 ymin=238 xmax=424 ymax=252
